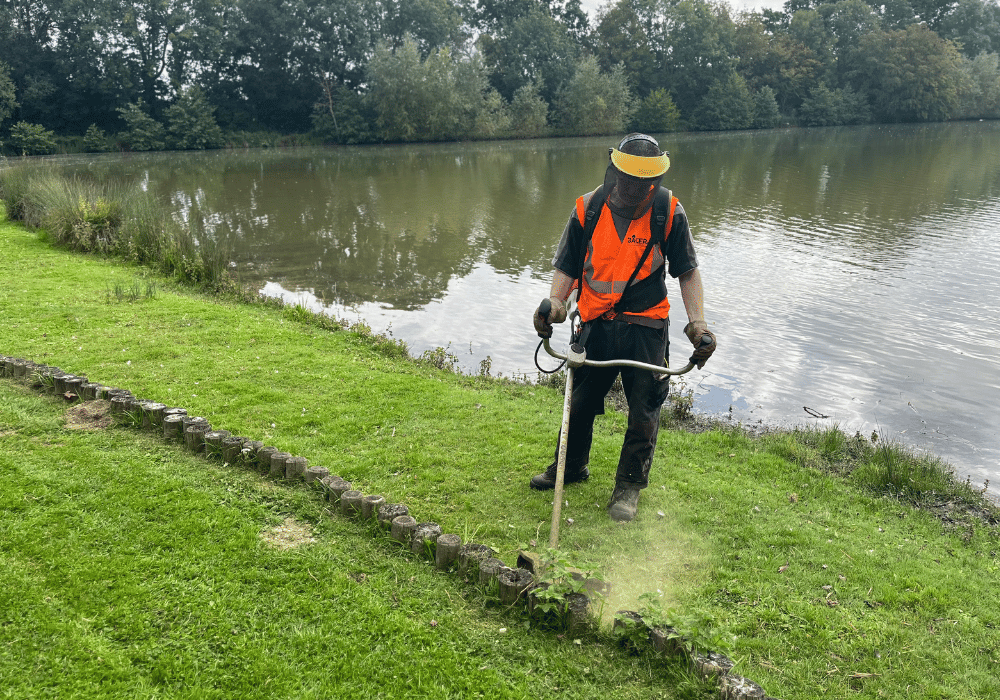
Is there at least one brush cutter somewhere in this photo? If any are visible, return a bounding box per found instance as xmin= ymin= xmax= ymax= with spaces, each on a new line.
xmin=532 ymin=298 xmax=713 ymax=549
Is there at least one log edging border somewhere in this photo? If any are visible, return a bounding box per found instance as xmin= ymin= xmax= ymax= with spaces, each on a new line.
xmin=0 ymin=354 xmax=781 ymax=700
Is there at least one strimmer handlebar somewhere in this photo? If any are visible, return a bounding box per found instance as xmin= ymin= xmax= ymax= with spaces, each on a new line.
xmin=538 ymin=299 xmax=712 ymax=374
xmin=541 ymin=336 xmax=705 ymax=376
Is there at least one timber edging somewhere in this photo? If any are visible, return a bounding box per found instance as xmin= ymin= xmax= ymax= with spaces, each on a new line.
xmin=0 ymin=353 xmax=782 ymax=700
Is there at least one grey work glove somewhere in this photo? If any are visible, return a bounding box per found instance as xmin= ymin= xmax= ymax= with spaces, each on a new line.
xmin=684 ymin=320 xmax=717 ymax=369
xmin=533 ymin=297 xmax=567 ymax=338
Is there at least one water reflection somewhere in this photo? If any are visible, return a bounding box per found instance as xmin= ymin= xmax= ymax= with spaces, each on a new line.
xmin=44 ymin=122 xmax=1000 ymax=495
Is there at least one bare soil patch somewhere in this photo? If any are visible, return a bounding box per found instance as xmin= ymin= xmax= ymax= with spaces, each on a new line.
xmin=260 ymin=517 xmax=316 ymax=550
xmin=64 ymin=400 xmax=114 ymax=430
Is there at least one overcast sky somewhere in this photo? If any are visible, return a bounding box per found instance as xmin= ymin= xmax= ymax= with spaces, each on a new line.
xmin=577 ymin=0 xmax=786 ymax=17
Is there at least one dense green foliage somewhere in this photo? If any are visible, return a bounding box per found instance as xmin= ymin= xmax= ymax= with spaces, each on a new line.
xmin=1 ymin=0 xmax=999 ymax=151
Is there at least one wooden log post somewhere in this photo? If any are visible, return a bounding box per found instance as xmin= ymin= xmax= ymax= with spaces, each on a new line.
xmin=377 ymin=504 xmax=408 ymax=529
xmin=109 ymin=395 xmax=133 ymax=416
xmin=691 ymin=651 xmax=736 ymax=679
xmin=341 ymin=490 xmax=363 ymax=518
xmin=163 ymin=414 xmax=185 ymax=441
xmin=80 ymin=382 xmax=101 ymax=401
xmin=221 ymin=436 xmax=246 ymax=464
xmin=257 ymin=446 xmax=278 ymax=472
xmin=719 ymin=675 xmax=766 ymax=700
xmin=204 ymin=430 xmax=231 ymax=460
xmin=390 ymin=515 xmax=417 ymax=544
xmin=304 ymin=466 xmax=330 ymax=484
xmin=52 ymin=373 xmax=69 ymax=395
xmin=361 ymin=495 xmax=385 ymax=521
xmin=411 ymin=523 xmax=442 ymax=558
xmin=498 ymin=567 xmax=533 ymax=605
xmin=434 ymin=534 xmax=462 ymax=571
xmin=124 ymin=397 xmax=145 ymax=425
xmin=458 ymin=544 xmax=497 ymax=576
xmin=479 ymin=557 xmax=507 ymax=590
xmin=62 ymin=376 xmax=84 ymax=401
xmin=326 ymin=478 xmax=352 ymax=505
xmin=269 ymin=451 xmax=292 ymax=478
xmin=285 ymin=455 xmax=308 ymax=481
xmin=565 ymin=593 xmax=592 ymax=637
xmin=162 ymin=407 xmax=188 ymax=425
xmin=649 ymin=626 xmax=686 ymax=659
xmin=106 ymin=389 xmax=132 ymax=410
xmin=140 ymin=402 xmax=167 ymax=430
xmin=184 ymin=423 xmax=210 ymax=453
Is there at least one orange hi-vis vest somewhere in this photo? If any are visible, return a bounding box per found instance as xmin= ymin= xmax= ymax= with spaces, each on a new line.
xmin=574 ymin=191 xmax=678 ymax=324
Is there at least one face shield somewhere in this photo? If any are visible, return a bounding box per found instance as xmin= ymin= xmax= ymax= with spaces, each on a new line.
xmin=603 ymin=138 xmax=671 ymax=220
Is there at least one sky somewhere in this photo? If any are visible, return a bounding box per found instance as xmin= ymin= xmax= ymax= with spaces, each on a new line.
xmin=577 ymin=0 xmax=786 ymax=17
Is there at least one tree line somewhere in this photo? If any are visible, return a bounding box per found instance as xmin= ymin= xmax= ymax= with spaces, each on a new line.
xmin=1 ymin=0 xmax=999 ymax=154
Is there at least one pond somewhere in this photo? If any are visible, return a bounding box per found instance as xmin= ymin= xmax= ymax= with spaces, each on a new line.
xmin=44 ymin=122 xmax=1000 ymax=497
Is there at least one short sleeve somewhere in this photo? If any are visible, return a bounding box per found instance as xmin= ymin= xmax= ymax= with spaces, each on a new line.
xmin=664 ymin=201 xmax=698 ymax=279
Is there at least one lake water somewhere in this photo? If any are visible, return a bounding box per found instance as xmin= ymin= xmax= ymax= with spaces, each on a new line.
xmin=38 ymin=122 xmax=1000 ymax=496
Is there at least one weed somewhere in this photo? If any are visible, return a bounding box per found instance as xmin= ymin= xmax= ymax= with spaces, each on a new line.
xmin=668 ymin=377 xmax=695 ymax=421
xmin=637 ymin=593 xmax=736 ymax=658
xmin=529 ymin=548 xmax=601 ymax=628
xmin=420 ymin=344 xmax=460 ymax=372
xmin=106 ymin=280 xmax=157 ymax=304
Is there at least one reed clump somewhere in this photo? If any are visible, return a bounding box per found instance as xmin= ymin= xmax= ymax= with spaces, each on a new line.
xmin=0 ymin=167 xmax=230 ymax=287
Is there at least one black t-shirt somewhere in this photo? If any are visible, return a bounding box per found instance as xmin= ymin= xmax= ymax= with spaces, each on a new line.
xmin=552 ymin=187 xmax=698 ymax=282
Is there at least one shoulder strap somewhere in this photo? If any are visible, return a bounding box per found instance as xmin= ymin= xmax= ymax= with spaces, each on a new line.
xmin=577 ymin=184 xmax=608 ymax=293
xmin=612 ymin=188 xmax=672 ymax=313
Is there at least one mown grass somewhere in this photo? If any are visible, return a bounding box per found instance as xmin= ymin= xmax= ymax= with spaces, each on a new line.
xmin=0 ymin=384 xmax=720 ymax=700
xmin=2 ymin=214 xmax=999 ymax=699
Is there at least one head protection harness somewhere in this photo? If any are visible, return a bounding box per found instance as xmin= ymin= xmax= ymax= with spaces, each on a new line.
xmin=604 ymin=133 xmax=671 ymax=219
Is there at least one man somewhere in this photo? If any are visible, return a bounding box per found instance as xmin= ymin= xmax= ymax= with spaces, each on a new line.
xmin=532 ymin=133 xmax=716 ymax=522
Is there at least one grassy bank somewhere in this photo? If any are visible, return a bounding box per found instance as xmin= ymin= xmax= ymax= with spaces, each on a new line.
xmin=2 ymin=216 xmax=999 ymax=699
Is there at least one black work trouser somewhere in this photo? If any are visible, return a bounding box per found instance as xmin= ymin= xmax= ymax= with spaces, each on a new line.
xmin=553 ymin=317 xmax=671 ymax=489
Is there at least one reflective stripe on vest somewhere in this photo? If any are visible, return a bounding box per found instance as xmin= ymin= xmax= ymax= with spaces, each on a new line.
xmin=574 ymin=193 xmax=677 ymax=323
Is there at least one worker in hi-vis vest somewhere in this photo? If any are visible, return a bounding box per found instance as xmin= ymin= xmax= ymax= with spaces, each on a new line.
xmin=533 ymin=133 xmax=717 ymax=522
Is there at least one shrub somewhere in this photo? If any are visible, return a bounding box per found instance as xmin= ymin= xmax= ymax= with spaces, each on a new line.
xmin=165 ymin=87 xmax=225 ymax=150
xmin=508 ymin=81 xmax=549 ymax=138
xmin=83 ymin=124 xmax=110 ymax=153
xmin=751 ymin=86 xmax=781 ymax=129
xmin=692 ymin=73 xmax=754 ymax=131
xmin=630 ymin=88 xmax=682 ymax=134
xmin=8 ymin=122 xmax=58 ymax=155
xmin=799 ymin=83 xmax=871 ymax=127
xmin=553 ymin=57 xmax=634 ymax=136
xmin=117 ymin=100 xmax=165 ymax=152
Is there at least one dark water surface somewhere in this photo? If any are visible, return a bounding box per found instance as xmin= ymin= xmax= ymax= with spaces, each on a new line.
xmin=44 ymin=123 xmax=1000 ymax=495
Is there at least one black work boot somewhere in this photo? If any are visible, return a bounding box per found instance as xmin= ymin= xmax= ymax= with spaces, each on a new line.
xmin=529 ymin=462 xmax=590 ymax=490
xmin=608 ymin=483 xmax=641 ymax=522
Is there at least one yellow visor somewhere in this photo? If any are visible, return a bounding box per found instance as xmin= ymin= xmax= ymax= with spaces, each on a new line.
xmin=609 ymin=148 xmax=670 ymax=178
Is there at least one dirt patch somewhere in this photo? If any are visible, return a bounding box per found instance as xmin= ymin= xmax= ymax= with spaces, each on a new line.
xmin=64 ymin=400 xmax=114 ymax=430
xmin=260 ymin=517 xmax=316 ymax=550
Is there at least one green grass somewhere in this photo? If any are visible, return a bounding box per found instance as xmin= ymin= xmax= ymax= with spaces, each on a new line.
xmin=2 ymin=216 xmax=999 ymax=699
